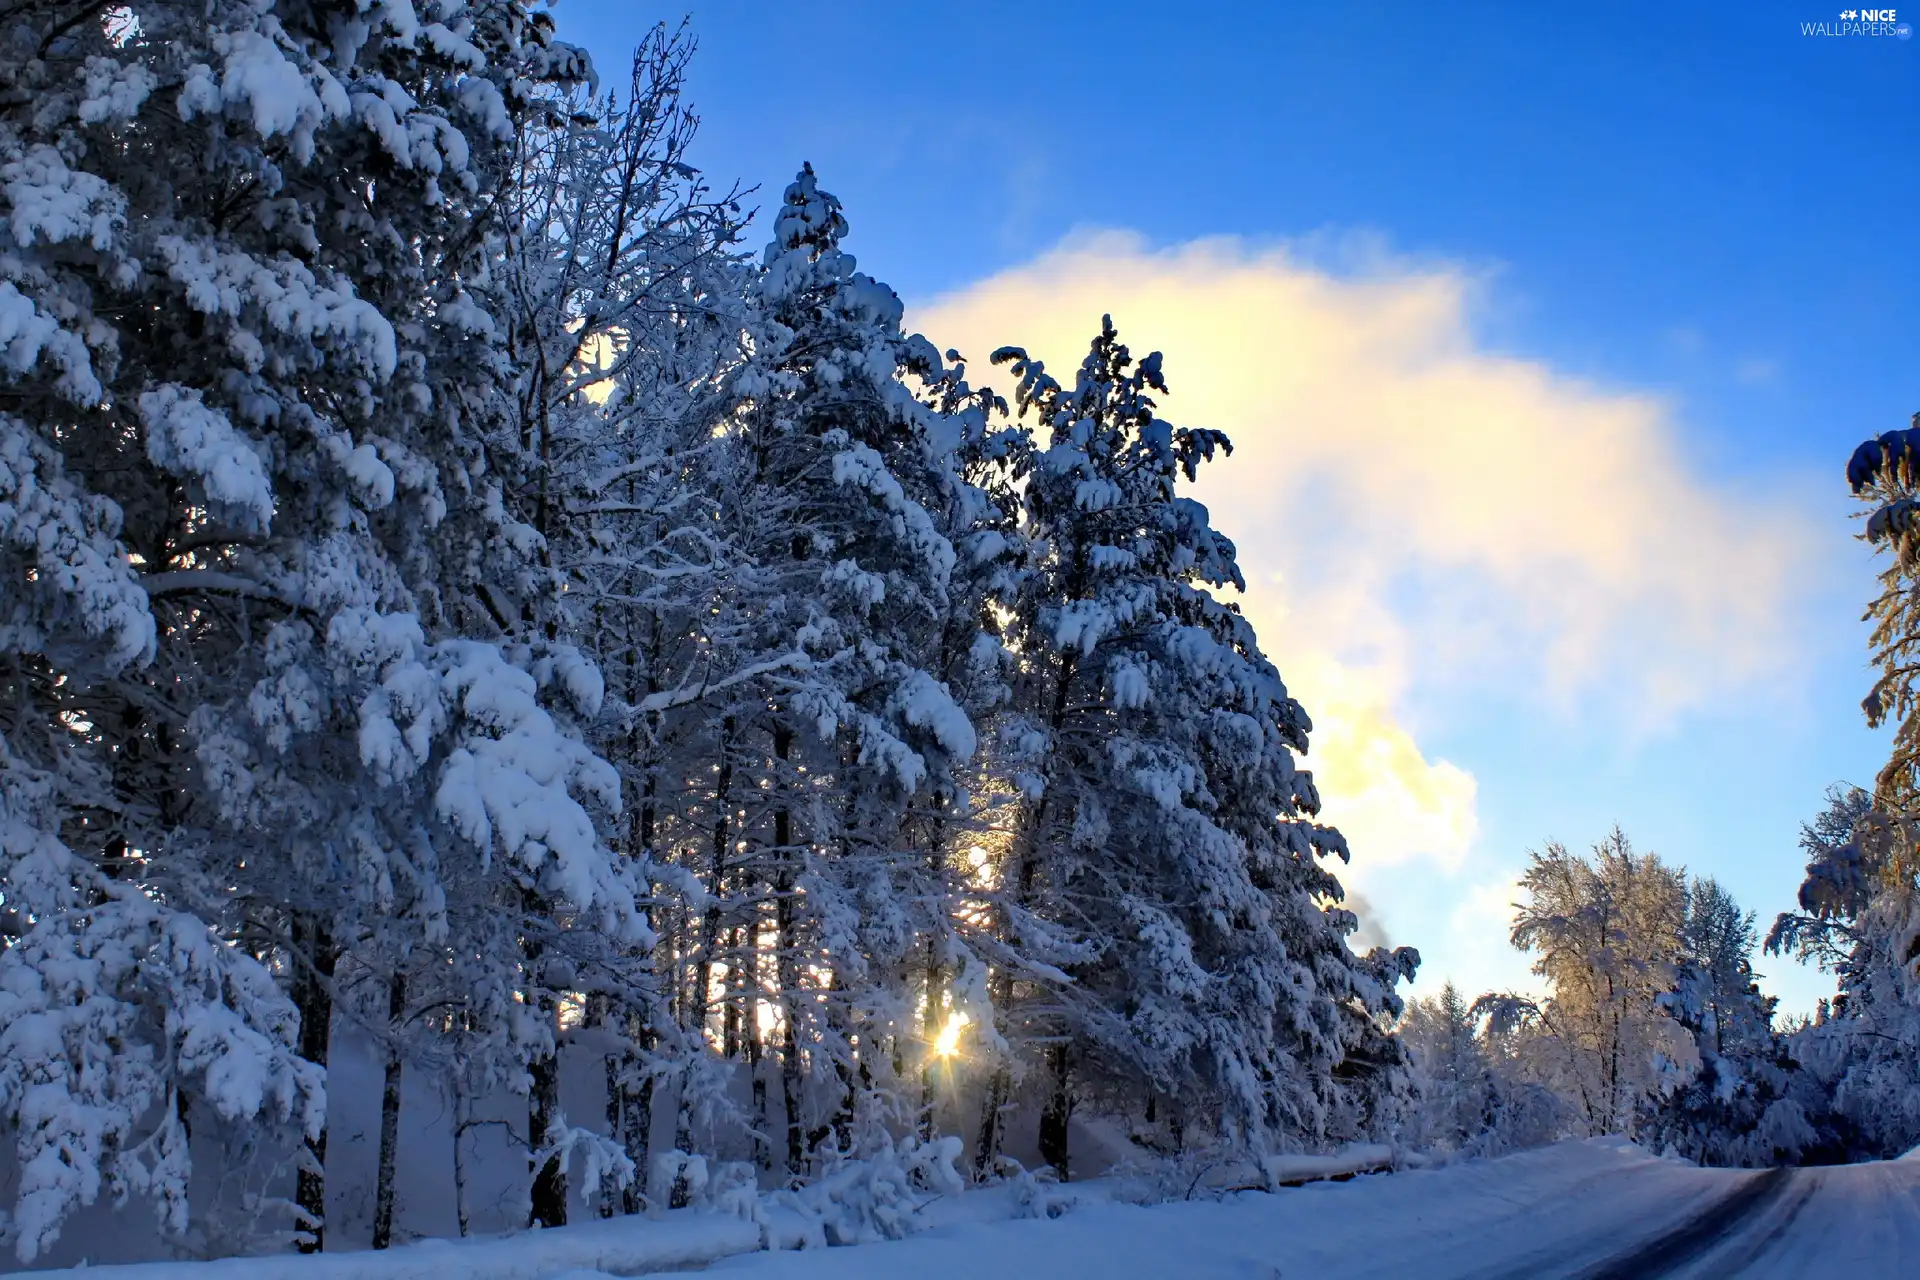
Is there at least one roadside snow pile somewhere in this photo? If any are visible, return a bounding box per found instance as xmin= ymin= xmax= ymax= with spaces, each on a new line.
xmin=21 ymin=1212 xmax=761 ymax=1280
xmin=1259 ymin=1143 xmax=1400 ymax=1187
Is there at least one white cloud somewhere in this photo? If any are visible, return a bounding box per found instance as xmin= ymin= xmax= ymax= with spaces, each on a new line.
xmin=912 ymin=231 xmax=1815 ymax=884
xmin=1415 ymin=869 xmax=1538 ymax=1001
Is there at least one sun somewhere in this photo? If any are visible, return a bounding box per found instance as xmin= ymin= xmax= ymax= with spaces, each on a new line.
xmin=933 ymin=1011 xmax=971 ymax=1058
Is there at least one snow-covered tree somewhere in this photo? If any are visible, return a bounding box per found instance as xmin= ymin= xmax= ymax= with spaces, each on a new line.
xmin=1768 ymin=799 xmax=1920 ymax=1160
xmin=1477 ymin=830 xmax=1688 ymax=1139
xmin=1769 ymin=418 xmax=1920 ymax=1160
xmin=1647 ymin=879 xmax=1812 ymax=1167
xmin=973 ymin=320 xmax=1417 ymax=1175
xmin=2 ymin=5 xmax=1449 ymax=1249
xmin=0 ymin=0 xmax=643 ymax=1256
xmin=1765 ymin=784 xmax=1876 ymax=973
xmin=478 ymin=19 xmax=750 ymax=1226
xmin=1401 ymin=983 xmax=1491 ymax=1150
xmin=1849 ymin=413 xmax=1920 ymax=810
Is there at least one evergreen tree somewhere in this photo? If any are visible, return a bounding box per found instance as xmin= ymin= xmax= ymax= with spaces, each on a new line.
xmin=667 ymin=165 xmax=990 ymax=1175
xmin=1778 ymin=419 xmax=1920 ymax=1159
xmin=1648 ymin=879 xmax=1812 ymax=1167
xmin=0 ymin=7 xmax=1448 ymax=1250
xmin=0 ymin=0 xmax=636 ymax=1256
xmin=1765 ymin=784 xmax=1876 ymax=973
xmin=976 ymin=320 xmax=1416 ymax=1174
xmin=1769 ymin=799 xmax=1920 ymax=1160
xmin=1402 ymin=983 xmax=1491 ymax=1150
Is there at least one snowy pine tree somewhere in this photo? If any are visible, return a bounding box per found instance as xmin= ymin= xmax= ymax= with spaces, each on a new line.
xmin=1771 ymin=419 xmax=1920 ymax=1159
xmin=974 ymin=320 xmax=1417 ymax=1175
xmin=1648 ymin=879 xmax=1812 ymax=1167
xmin=1402 ymin=983 xmax=1492 ymax=1151
xmin=0 ymin=8 xmax=1446 ymax=1249
xmin=0 ymin=0 xmax=642 ymax=1256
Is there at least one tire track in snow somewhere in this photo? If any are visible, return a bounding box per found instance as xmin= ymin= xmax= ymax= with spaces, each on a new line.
xmin=1572 ymin=1166 xmax=1797 ymax=1280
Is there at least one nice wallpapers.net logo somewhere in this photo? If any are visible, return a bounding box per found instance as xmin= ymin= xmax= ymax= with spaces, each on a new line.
xmin=1803 ymin=8 xmax=1914 ymax=35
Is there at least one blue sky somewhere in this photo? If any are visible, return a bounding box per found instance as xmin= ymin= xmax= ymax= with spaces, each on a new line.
xmin=558 ymin=0 xmax=1918 ymax=1012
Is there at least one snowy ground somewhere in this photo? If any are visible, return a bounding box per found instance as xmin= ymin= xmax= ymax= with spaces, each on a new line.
xmin=713 ymin=1140 xmax=1920 ymax=1280
xmin=33 ymin=1140 xmax=1920 ymax=1279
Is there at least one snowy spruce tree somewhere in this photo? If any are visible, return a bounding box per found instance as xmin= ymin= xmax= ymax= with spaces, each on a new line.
xmin=480 ymin=20 xmax=751 ymax=1226
xmin=974 ymin=320 xmax=1418 ymax=1176
xmin=1647 ymin=879 xmax=1811 ymax=1167
xmin=699 ymin=164 xmax=995 ymax=1175
xmin=1400 ymin=983 xmax=1492 ymax=1151
xmin=1761 ymin=419 xmax=1920 ymax=1161
xmin=1768 ymin=789 xmax=1920 ymax=1159
xmin=0 ymin=0 xmax=644 ymax=1256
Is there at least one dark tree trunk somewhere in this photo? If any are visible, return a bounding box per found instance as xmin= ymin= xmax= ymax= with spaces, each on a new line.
xmin=617 ymin=611 xmax=659 ymax=1216
xmin=291 ymin=913 xmax=336 ymax=1252
xmin=371 ymin=968 xmax=408 ymax=1249
xmin=528 ymin=1047 xmax=566 ymax=1227
xmin=771 ymin=725 xmax=806 ymax=1177
xmin=1038 ymin=1042 xmax=1073 ymax=1180
xmin=673 ymin=718 xmax=735 ymax=1208
xmin=624 ymin=1044 xmax=655 ymax=1215
xmin=525 ymin=889 xmax=567 ymax=1229
xmin=748 ymin=941 xmax=770 ymax=1169
xmin=974 ymin=962 xmax=1016 ymax=1181
xmin=724 ymin=923 xmax=745 ymax=1060
xmin=920 ymin=941 xmax=941 ymax=1140
xmin=668 ymin=1082 xmax=695 ymax=1209
xmin=975 ymin=1062 xmax=1010 ymax=1180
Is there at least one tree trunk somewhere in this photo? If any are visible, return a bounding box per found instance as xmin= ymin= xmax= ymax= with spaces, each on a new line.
xmin=621 ymin=1012 xmax=655 ymax=1215
xmin=920 ymin=941 xmax=941 ymax=1140
xmin=618 ymin=612 xmax=659 ymax=1216
xmin=526 ymin=889 xmax=567 ymax=1229
xmin=725 ymin=923 xmax=746 ymax=1060
xmin=1038 ymin=1042 xmax=1072 ymax=1180
xmin=593 ymin=994 xmax=623 ymax=1220
xmin=748 ymin=926 xmax=770 ymax=1169
xmin=452 ymin=1073 xmax=475 ymax=1238
xmin=973 ymin=959 xmax=1018 ymax=1180
xmin=772 ymin=725 xmax=806 ymax=1176
xmin=673 ymin=718 xmax=734 ymax=1208
xmin=668 ymin=1077 xmax=695 ymax=1209
xmin=529 ymin=1047 xmax=567 ymax=1227
xmin=780 ymin=1010 xmax=806 ymax=1175
xmin=371 ymin=969 xmax=408 ymax=1249
xmin=290 ymin=912 xmax=336 ymax=1252
xmin=975 ymin=1060 xmax=1010 ymax=1180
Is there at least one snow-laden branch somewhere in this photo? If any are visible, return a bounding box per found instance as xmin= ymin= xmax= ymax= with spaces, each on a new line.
xmin=141 ymin=569 xmax=299 ymax=607
xmin=633 ymin=650 xmax=814 ymax=714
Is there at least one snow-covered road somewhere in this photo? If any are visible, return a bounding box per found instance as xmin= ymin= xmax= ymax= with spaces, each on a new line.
xmin=33 ymin=1141 xmax=1920 ymax=1278
xmin=709 ymin=1141 xmax=1920 ymax=1280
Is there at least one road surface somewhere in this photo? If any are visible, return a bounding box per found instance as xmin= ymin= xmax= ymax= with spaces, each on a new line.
xmin=708 ymin=1139 xmax=1920 ymax=1279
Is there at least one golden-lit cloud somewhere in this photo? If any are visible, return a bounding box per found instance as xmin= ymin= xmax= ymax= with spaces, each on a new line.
xmin=913 ymin=230 xmax=1814 ymax=877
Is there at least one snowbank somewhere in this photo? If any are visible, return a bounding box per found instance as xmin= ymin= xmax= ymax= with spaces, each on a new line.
xmin=27 ymin=1211 xmax=760 ymax=1280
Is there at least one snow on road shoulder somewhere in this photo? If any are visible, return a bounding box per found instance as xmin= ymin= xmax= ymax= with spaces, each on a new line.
xmin=707 ymin=1140 xmax=1746 ymax=1280
xmin=32 ymin=1141 xmax=1920 ymax=1280
xmin=27 ymin=1211 xmax=760 ymax=1280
